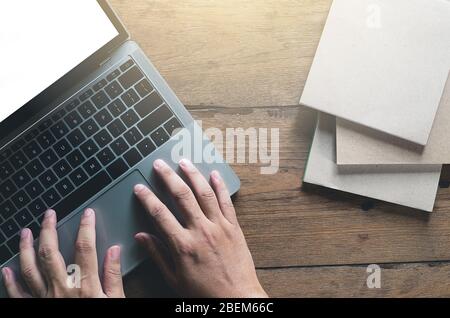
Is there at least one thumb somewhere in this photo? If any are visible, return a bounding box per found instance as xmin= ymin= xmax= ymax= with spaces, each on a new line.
xmin=103 ymin=245 xmax=125 ymax=298
xmin=135 ymin=233 xmax=176 ymax=287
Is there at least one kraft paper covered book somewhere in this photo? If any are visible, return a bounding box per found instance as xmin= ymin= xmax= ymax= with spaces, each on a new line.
xmin=303 ymin=113 xmax=442 ymax=212
xmin=299 ymin=0 xmax=450 ymax=145
xmin=336 ymin=75 xmax=450 ymax=165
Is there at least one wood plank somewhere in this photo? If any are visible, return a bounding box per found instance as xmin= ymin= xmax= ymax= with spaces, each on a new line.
xmin=185 ymin=105 xmax=450 ymax=268
xmin=124 ymin=260 xmax=450 ymax=297
xmin=109 ymin=0 xmax=332 ymax=108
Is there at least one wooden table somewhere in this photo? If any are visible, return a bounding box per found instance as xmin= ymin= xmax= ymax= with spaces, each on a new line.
xmin=111 ymin=0 xmax=450 ymax=297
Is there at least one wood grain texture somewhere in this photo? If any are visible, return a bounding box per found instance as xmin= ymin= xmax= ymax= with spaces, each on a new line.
xmin=109 ymin=0 xmax=332 ymax=108
xmin=108 ymin=0 xmax=450 ymax=297
xmin=124 ymin=259 xmax=450 ymax=298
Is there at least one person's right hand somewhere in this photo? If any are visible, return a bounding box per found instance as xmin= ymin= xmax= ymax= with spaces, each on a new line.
xmin=133 ymin=159 xmax=268 ymax=298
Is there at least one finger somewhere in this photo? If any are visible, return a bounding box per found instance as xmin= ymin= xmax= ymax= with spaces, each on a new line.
xmin=38 ymin=210 xmax=67 ymax=288
xmin=135 ymin=233 xmax=176 ymax=287
xmin=19 ymin=228 xmax=47 ymax=297
xmin=75 ymin=209 xmax=102 ymax=291
xmin=153 ymin=159 xmax=205 ymax=226
xmin=2 ymin=267 xmax=30 ymax=298
xmin=210 ymin=171 xmax=238 ymax=224
xmin=103 ymin=246 xmax=124 ymax=298
xmin=134 ymin=184 xmax=185 ymax=247
xmin=179 ymin=159 xmax=222 ymax=222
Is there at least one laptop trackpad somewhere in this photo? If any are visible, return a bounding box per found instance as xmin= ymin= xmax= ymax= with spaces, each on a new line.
xmin=57 ymin=170 xmax=151 ymax=277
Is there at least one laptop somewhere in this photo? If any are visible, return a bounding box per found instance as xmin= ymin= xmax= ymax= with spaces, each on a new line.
xmin=0 ymin=0 xmax=240 ymax=296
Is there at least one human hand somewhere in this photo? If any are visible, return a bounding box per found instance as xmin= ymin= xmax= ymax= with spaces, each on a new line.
xmin=2 ymin=209 xmax=125 ymax=298
xmin=134 ymin=159 xmax=268 ymax=298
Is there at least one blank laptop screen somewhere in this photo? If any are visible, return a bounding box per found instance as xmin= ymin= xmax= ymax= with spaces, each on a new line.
xmin=0 ymin=0 xmax=119 ymax=123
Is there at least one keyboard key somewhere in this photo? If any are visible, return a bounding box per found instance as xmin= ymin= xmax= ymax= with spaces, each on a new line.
xmin=69 ymin=168 xmax=88 ymax=187
xmin=28 ymin=198 xmax=46 ymax=218
xmin=124 ymin=127 xmax=143 ymax=146
xmin=1 ymin=220 xmax=20 ymax=239
xmin=164 ymin=117 xmax=183 ymax=136
xmin=23 ymin=140 xmax=42 ymax=160
xmin=92 ymin=91 xmax=110 ymax=109
xmin=108 ymin=99 xmax=126 ymax=117
xmin=0 ymin=149 xmax=12 ymax=162
xmin=120 ymin=59 xmax=134 ymax=72
xmin=53 ymin=139 xmax=73 ymax=158
xmin=53 ymin=159 xmax=72 ymax=178
xmin=79 ymin=89 xmax=94 ymax=101
xmin=0 ymin=161 xmax=13 ymax=179
xmin=119 ymin=66 xmax=144 ymax=90
xmin=81 ymin=119 xmax=100 ymax=137
xmin=55 ymin=178 xmax=75 ymax=197
xmin=80 ymin=140 xmax=99 ymax=158
xmin=40 ymin=170 xmax=58 ymax=188
xmin=94 ymin=108 xmax=113 ymax=127
xmin=97 ymin=148 xmax=115 ymax=166
xmin=15 ymin=209 xmax=33 ymax=228
xmin=36 ymin=131 xmax=56 ymax=150
xmin=134 ymin=92 xmax=164 ymax=118
xmin=12 ymin=169 xmax=31 ymax=188
xmin=137 ymin=105 xmax=173 ymax=136
xmin=64 ymin=111 xmax=83 ymax=129
xmin=83 ymin=158 xmax=102 ymax=176
xmin=0 ymin=245 xmax=12 ymax=264
xmin=10 ymin=151 xmax=28 ymax=170
xmin=67 ymin=150 xmax=85 ymax=169
xmin=67 ymin=128 xmax=86 ymax=147
xmin=38 ymin=119 xmax=53 ymax=132
xmin=7 ymin=235 xmax=20 ymax=254
xmin=124 ymin=148 xmax=143 ymax=167
xmin=40 ymin=148 xmax=58 ymax=168
xmin=137 ymin=138 xmax=156 ymax=157
xmin=11 ymin=190 xmax=30 ymax=210
xmin=50 ymin=121 xmax=69 ymax=139
xmin=107 ymin=158 xmax=128 ymax=179
xmin=25 ymin=180 xmax=44 ymax=199
xmin=94 ymin=129 xmax=113 ymax=148
xmin=106 ymin=69 xmax=121 ymax=82
xmin=28 ymin=221 xmax=40 ymax=238
xmin=151 ymin=127 xmax=170 ymax=147
xmin=0 ymin=180 xmax=17 ymax=199
xmin=24 ymin=129 xmax=40 ymax=143
xmin=121 ymin=109 xmax=139 ymax=128
xmin=107 ymin=119 xmax=126 ymax=138
xmin=25 ymin=159 xmax=44 ymax=178
xmin=11 ymin=140 xmax=26 ymax=153
xmin=121 ymin=88 xmax=140 ymax=107
xmin=105 ymin=81 xmax=124 ymax=99
xmin=52 ymin=108 xmax=67 ymax=122
xmin=110 ymin=137 xmax=129 ymax=156
xmin=42 ymin=188 xmax=61 ymax=207
xmin=0 ymin=245 xmax=13 ymax=264
xmin=0 ymin=201 xmax=15 ymax=220
xmin=93 ymin=79 xmax=107 ymax=92
xmin=55 ymin=171 xmax=112 ymax=221
xmin=78 ymin=101 xmax=96 ymax=119
xmin=65 ymin=99 xmax=80 ymax=112
xmin=135 ymin=79 xmax=154 ymax=98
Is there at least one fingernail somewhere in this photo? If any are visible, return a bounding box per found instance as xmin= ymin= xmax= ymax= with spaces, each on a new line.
xmin=211 ymin=170 xmax=221 ymax=182
xmin=45 ymin=209 xmax=55 ymax=221
xmin=110 ymin=246 xmax=121 ymax=261
xmin=21 ymin=228 xmax=30 ymax=241
xmin=153 ymin=159 xmax=164 ymax=169
xmin=179 ymin=158 xmax=194 ymax=169
xmin=2 ymin=268 xmax=10 ymax=280
xmin=84 ymin=208 xmax=93 ymax=217
xmin=134 ymin=184 xmax=146 ymax=194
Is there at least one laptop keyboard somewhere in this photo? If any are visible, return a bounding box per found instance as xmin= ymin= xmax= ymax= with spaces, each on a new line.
xmin=0 ymin=58 xmax=183 ymax=264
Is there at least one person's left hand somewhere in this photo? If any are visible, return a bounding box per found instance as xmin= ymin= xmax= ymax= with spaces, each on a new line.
xmin=2 ymin=209 xmax=125 ymax=298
